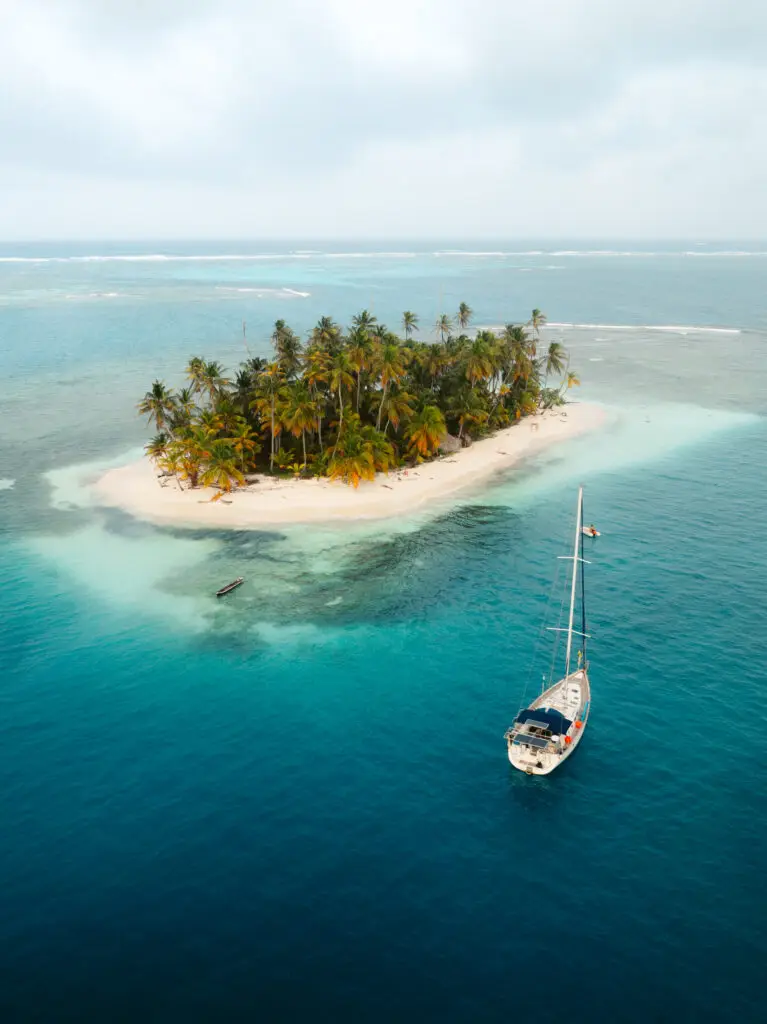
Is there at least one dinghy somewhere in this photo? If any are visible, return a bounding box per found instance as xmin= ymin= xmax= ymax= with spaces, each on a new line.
xmin=216 ymin=577 xmax=244 ymax=597
xmin=582 ymin=525 xmax=600 ymax=537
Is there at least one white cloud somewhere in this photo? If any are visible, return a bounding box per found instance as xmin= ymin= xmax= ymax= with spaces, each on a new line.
xmin=0 ymin=0 xmax=765 ymax=238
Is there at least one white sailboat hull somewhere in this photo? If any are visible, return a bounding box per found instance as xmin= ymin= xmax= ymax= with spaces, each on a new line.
xmin=507 ymin=669 xmax=591 ymax=776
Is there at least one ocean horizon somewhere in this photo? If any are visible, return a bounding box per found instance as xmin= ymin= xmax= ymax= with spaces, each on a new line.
xmin=1 ymin=240 xmax=765 ymax=1021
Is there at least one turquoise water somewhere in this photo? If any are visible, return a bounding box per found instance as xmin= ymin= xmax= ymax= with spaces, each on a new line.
xmin=1 ymin=244 xmax=766 ymax=1020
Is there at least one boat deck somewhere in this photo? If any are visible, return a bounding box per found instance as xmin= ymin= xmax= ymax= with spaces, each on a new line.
xmin=531 ymin=669 xmax=588 ymax=721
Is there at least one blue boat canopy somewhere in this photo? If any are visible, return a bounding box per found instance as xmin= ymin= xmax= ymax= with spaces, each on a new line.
xmin=515 ymin=708 xmax=572 ymax=735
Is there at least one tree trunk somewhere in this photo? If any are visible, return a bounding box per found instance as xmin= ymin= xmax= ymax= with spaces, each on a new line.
xmin=331 ymin=388 xmax=344 ymax=459
xmin=356 ymin=372 xmax=361 ymax=413
xmin=376 ymin=380 xmax=389 ymax=430
xmin=269 ymin=390 xmax=275 ymax=472
xmin=302 ymin=429 xmax=307 ymax=467
xmin=489 ymin=368 xmax=511 ymax=420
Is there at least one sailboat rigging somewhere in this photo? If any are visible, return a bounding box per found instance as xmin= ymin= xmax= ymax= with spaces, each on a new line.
xmin=504 ymin=487 xmax=592 ymax=775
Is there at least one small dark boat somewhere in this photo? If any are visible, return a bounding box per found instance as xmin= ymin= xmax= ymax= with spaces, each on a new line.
xmin=216 ymin=577 xmax=244 ymax=598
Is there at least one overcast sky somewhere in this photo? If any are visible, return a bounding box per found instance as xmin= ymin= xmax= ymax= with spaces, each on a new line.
xmin=1 ymin=0 xmax=765 ymax=240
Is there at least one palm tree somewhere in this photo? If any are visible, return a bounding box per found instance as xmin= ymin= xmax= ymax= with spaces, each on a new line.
xmin=303 ymin=344 xmax=329 ymax=452
xmin=346 ymin=326 xmax=376 ymax=413
xmin=254 ymin=362 xmax=283 ymax=472
xmin=199 ymin=441 xmax=245 ymax=500
xmin=435 ymin=314 xmax=453 ymax=343
xmin=371 ymin=386 xmax=415 ymax=435
xmin=231 ymin=370 xmax=253 ymax=418
xmin=185 ymin=357 xmax=206 ymax=394
xmin=172 ymin=387 xmax=197 ymax=429
xmin=418 ymin=342 xmax=449 ymax=387
xmin=544 ymin=341 xmax=567 ymax=380
xmin=496 ymin=324 xmax=535 ymax=394
xmin=327 ymin=351 xmax=355 ymax=451
xmin=529 ymin=308 xmax=547 ymax=353
xmin=402 ymin=311 xmax=419 ymax=341
xmin=405 ymin=405 xmax=446 ymax=459
xmin=156 ymin=447 xmax=185 ymax=489
xmin=360 ymin=423 xmax=396 ymax=473
xmin=272 ymin=320 xmax=303 ymax=379
xmin=283 ymin=384 xmax=317 ymax=467
xmin=138 ymin=381 xmax=175 ymax=432
xmin=200 ymin=360 xmax=231 ymax=403
xmin=517 ymin=390 xmax=538 ymax=419
xmin=227 ymin=417 xmax=261 ymax=473
xmin=374 ymin=342 xmax=409 ymax=430
xmin=501 ymin=324 xmax=530 ymax=361
xmin=244 ymin=356 xmax=267 ymax=378
xmin=328 ymin=447 xmax=375 ymax=489
xmin=311 ymin=316 xmax=342 ymax=355
xmin=198 ymin=408 xmax=224 ymax=437
xmin=169 ymin=428 xmax=210 ymax=489
xmin=328 ymin=415 xmax=393 ymax=487
xmin=449 ymin=388 xmax=489 ymax=439
xmin=351 ymin=310 xmax=378 ymax=332
xmin=145 ymin=432 xmax=169 ymax=462
xmin=464 ymin=332 xmax=497 ymax=386
xmin=214 ymin=397 xmax=239 ymax=434
xmin=457 ymin=302 xmax=473 ymax=330
xmin=564 ymin=370 xmax=581 ymax=389
xmin=327 ymin=415 xmax=376 ymax=488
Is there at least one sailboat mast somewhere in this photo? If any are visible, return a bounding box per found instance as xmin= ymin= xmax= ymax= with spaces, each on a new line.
xmin=564 ymin=487 xmax=584 ymax=678
xmin=580 ymin=495 xmax=587 ymax=661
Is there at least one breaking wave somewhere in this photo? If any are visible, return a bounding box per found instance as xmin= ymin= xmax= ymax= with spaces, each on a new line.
xmin=0 ymin=252 xmax=416 ymax=263
xmin=214 ymin=287 xmax=310 ymax=298
xmin=547 ymin=322 xmax=741 ymax=335
xmin=2 ymin=249 xmax=767 ymax=264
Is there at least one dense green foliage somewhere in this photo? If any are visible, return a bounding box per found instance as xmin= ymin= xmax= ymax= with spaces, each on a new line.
xmin=138 ymin=306 xmax=578 ymax=494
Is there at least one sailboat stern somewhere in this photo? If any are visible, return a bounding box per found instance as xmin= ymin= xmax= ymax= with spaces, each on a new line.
xmin=505 ymin=672 xmax=590 ymax=775
xmin=505 ymin=729 xmax=562 ymax=775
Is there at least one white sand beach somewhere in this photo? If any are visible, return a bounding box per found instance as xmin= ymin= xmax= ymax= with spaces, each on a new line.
xmin=93 ymin=403 xmax=607 ymax=529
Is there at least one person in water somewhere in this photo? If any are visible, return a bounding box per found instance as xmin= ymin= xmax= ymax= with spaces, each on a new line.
xmin=588 ymin=524 xmax=597 ymax=535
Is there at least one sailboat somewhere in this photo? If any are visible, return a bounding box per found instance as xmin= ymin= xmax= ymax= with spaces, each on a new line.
xmin=504 ymin=487 xmax=591 ymax=775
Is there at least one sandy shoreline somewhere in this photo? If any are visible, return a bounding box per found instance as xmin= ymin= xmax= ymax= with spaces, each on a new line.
xmin=92 ymin=403 xmax=607 ymax=529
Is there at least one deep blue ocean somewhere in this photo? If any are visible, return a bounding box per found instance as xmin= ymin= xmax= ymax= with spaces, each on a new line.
xmin=1 ymin=243 xmax=766 ymax=1021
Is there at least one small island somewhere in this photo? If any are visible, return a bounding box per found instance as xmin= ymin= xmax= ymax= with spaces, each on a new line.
xmin=94 ymin=305 xmax=605 ymax=526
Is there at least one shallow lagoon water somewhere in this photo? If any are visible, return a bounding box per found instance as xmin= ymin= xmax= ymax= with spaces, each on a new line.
xmin=1 ymin=244 xmax=766 ymax=1020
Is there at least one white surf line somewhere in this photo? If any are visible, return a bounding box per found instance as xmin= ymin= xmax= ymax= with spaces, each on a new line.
xmin=214 ymin=287 xmax=311 ymax=297
xmin=3 ymin=249 xmax=767 ymax=263
xmin=547 ymin=323 xmax=741 ymax=335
